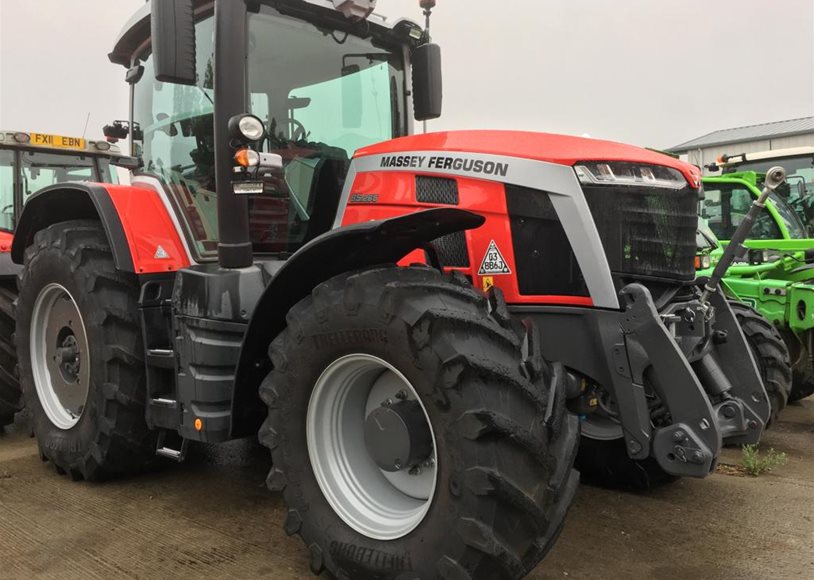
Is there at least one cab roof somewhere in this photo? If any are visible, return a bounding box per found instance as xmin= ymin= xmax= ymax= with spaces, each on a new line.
xmin=0 ymin=130 xmax=122 ymax=156
xmin=110 ymin=0 xmax=420 ymax=66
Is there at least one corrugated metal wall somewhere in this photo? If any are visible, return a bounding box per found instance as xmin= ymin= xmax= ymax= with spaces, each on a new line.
xmin=684 ymin=133 xmax=814 ymax=173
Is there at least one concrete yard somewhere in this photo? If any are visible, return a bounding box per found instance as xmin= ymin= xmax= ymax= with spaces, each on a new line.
xmin=1 ymin=401 xmax=812 ymax=580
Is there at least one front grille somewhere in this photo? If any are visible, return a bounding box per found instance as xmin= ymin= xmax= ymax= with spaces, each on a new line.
xmin=416 ymin=176 xmax=459 ymax=205
xmin=430 ymin=231 xmax=469 ymax=267
xmin=582 ymin=183 xmax=698 ymax=281
xmin=506 ymin=186 xmax=589 ymax=296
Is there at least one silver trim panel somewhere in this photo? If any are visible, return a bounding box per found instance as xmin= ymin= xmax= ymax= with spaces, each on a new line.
xmin=334 ymin=151 xmax=620 ymax=309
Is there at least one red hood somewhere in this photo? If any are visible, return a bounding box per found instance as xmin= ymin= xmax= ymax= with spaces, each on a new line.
xmin=357 ymin=130 xmax=701 ymax=187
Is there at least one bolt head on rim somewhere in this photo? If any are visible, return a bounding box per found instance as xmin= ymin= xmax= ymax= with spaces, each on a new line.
xmin=30 ymin=283 xmax=91 ymax=430
xmin=306 ymin=353 xmax=438 ymax=541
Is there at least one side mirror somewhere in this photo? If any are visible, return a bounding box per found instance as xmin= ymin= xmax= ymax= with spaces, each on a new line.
xmin=412 ymin=43 xmax=442 ymax=121
xmin=151 ymin=0 xmax=197 ymax=85
xmin=341 ymin=64 xmax=363 ymax=129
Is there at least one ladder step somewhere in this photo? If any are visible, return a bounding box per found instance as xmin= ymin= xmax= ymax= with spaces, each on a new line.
xmin=147 ymin=348 xmax=175 ymax=369
xmin=155 ymin=430 xmax=189 ymax=462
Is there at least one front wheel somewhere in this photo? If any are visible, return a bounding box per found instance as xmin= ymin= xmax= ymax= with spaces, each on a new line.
xmin=0 ymin=282 xmax=20 ymax=429
xmin=16 ymin=221 xmax=156 ymax=479
xmin=729 ymin=301 xmax=791 ymax=423
xmin=259 ymin=266 xmax=579 ymax=579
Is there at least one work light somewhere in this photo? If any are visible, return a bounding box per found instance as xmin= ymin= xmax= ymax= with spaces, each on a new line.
xmin=228 ymin=114 xmax=266 ymax=143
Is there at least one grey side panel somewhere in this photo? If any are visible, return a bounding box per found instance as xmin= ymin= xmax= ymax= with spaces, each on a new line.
xmin=334 ymin=151 xmax=619 ymax=309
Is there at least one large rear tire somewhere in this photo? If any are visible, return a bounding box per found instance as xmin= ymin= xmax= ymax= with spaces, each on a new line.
xmin=16 ymin=221 xmax=156 ymax=479
xmin=729 ymin=301 xmax=791 ymax=423
xmin=0 ymin=282 xmax=20 ymax=429
xmin=259 ymin=266 xmax=579 ymax=579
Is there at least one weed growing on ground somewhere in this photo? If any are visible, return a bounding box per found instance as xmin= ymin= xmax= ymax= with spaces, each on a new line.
xmin=741 ymin=444 xmax=787 ymax=476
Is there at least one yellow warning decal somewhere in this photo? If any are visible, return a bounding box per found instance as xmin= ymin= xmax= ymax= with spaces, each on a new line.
xmin=482 ymin=276 xmax=494 ymax=292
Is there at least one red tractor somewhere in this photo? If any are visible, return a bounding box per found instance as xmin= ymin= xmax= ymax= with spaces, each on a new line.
xmin=11 ymin=1 xmax=772 ymax=578
xmin=0 ymin=130 xmax=125 ymax=429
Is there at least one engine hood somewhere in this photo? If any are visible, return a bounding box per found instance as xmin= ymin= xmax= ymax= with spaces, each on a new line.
xmin=357 ymin=130 xmax=701 ymax=188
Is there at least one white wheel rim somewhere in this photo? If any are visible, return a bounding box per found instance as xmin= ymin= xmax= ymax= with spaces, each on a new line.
xmin=30 ymin=283 xmax=91 ymax=430
xmin=306 ymin=353 xmax=438 ymax=540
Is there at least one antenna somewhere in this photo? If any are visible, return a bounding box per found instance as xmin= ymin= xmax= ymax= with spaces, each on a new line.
xmin=81 ymin=112 xmax=91 ymax=140
xmin=420 ymin=0 xmax=436 ymax=41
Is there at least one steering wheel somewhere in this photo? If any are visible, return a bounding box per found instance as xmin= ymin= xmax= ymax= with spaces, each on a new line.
xmin=286 ymin=118 xmax=308 ymax=142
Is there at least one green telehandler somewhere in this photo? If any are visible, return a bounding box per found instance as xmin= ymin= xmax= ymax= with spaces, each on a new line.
xmin=700 ymin=170 xmax=814 ymax=404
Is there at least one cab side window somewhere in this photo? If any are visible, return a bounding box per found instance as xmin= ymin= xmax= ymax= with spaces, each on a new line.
xmin=702 ymin=185 xmax=781 ymax=240
xmin=0 ymin=150 xmax=14 ymax=231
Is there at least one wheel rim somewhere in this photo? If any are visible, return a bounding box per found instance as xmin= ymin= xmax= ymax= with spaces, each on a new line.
xmin=306 ymin=353 xmax=438 ymax=540
xmin=30 ymin=283 xmax=91 ymax=430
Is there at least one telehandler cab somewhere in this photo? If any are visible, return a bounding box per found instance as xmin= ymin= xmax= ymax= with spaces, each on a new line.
xmin=11 ymin=1 xmax=779 ymax=578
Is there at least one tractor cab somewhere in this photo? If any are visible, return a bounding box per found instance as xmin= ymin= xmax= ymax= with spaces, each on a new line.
xmin=708 ymin=147 xmax=814 ymax=231
xmin=108 ymin=0 xmax=434 ymax=262
xmin=701 ymin=170 xmax=810 ymax=242
xmin=0 ymin=130 xmax=122 ymax=234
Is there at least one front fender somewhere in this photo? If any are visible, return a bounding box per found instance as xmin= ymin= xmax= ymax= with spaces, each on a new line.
xmin=230 ymin=207 xmax=484 ymax=437
xmin=11 ymin=182 xmax=189 ymax=273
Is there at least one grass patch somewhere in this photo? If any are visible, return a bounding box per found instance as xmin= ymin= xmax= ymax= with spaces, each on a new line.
xmin=740 ymin=444 xmax=787 ymax=476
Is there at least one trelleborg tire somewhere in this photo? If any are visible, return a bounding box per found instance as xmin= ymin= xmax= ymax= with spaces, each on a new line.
xmin=15 ymin=220 xmax=156 ymax=479
xmin=0 ymin=282 xmax=20 ymax=429
xmin=729 ymin=301 xmax=791 ymax=423
xmin=259 ymin=266 xmax=579 ymax=579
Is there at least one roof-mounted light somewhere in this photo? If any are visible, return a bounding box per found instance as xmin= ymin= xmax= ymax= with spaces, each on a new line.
xmin=332 ymin=0 xmax=376 ymax=21
xmin=13 ymin=132 xmax=30 ymax=144
xmin=574 ymin=161 xmax=687 ymax=190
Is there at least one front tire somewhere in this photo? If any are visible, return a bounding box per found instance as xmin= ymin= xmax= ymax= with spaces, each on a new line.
xmin=259 ymin=266 xmax=579 ymax=579
xmin=16 ymin=221 xmax=156 ymax=479
xmin=729 ymin=301 xmax=791 ymax=423
xmin=0 ymin=282 xmax=20 ymax=429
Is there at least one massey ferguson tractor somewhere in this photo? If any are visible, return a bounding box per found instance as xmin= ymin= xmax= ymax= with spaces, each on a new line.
xmin=0 ymin=129 xmax=124 ymax=429
xmin=10 ymin=1 xmax=778 ymax=578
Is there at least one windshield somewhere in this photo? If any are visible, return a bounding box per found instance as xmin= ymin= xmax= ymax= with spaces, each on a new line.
xmin=731 ymin=155 xmax=814 ymax=230
xmin=767 ymin=190 xmax=808 ymax=239
xmin=20 ymin=151 xmax=117 ymax=199
xmin=700 ymin=182 xmax=783 ymax=240
xmin=132 ymin=8 xmax=407 ymax=258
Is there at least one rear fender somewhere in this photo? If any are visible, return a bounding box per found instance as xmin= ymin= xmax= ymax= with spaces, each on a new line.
xmin=11 ymin=183 xmax=190 ymax=273
xmin=229 ymin=207 xmax=485 ymax=437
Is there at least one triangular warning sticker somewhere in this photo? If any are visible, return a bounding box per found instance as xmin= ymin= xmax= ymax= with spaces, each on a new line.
xmin=478 ymin=240 xmax=511 ymax=275
xmin=154 ymin=245 xmax=170 ymax=259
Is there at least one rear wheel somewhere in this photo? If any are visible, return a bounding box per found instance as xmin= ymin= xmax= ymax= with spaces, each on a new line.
xmin=729 ymin=301 xmax=791 ymax=423
xmin=259 ymin=266 xmax=579 ymax=579
xmin=16 ymin=221 xmax=156 ymax=479
xmin=0 ymin=282 xmax=20 ymax=429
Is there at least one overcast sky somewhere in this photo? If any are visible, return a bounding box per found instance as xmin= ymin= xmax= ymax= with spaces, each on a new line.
xmin=1 ymin=0 xmax=812 ymax=150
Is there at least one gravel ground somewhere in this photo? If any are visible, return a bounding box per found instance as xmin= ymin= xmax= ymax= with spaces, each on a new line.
xmin=1 ymin=400 xmax=812 ymax=580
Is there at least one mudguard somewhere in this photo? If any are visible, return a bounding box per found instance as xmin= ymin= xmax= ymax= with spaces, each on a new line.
xmin=11 ymin=182 xmax=189 ymax=273
xmin=229 ymin=207 xmax=485 ymax=437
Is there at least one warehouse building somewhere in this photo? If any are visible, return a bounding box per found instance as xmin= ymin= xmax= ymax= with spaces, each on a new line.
xmin=668 ymin=116 xmax=814 ymax=172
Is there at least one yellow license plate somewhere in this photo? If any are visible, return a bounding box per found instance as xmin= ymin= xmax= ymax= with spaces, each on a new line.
xmin=29 ymin=132 xmax=85 ymax=150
